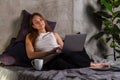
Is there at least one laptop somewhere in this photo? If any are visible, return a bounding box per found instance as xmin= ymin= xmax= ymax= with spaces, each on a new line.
xmin=62 ymin=34 xmax=87 ymax=52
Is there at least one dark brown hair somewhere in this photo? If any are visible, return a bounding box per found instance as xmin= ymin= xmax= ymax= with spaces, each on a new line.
xmin=29 ymin=13 xmax=52 ymax=47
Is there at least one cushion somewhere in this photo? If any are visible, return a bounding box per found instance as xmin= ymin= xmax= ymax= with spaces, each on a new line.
xmin=2 ymin=42 xmax=31 ymax=66
xmin=15 ymin=10 xmax=56 ymax=42
xmin=0 ymin=54 xmax=15 ymax=66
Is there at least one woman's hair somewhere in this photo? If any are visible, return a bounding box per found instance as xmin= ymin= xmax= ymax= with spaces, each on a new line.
xmin=29 ymin=13 xmax=52 ymax=47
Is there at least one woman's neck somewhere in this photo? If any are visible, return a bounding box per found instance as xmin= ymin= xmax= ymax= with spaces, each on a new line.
xmin=38 ymin=29 xmax=47 ymax=33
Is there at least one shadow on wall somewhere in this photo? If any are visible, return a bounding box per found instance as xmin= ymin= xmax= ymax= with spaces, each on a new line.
xmin=84 ymin=3 xmax=108 ymax=59
xmin=4 ymin=16 xmax=21 ymax=49
xmin=11 ymin=17 xmax=21 ymax=36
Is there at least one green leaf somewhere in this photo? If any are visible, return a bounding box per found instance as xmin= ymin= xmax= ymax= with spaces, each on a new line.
xmin=110 ymin=0 xmax=114 ymax=3
xmin=115 ymin=49 xmax=120 ymax=54
xmin=116 ymin=39 xmax=120 ymax=45
xmin=116 ymin=45 xmax=120 ymax=48
xmin=104 ymin=25 xmax=120 ymax=35
xmin=100 ymin=0 xmax=112 ymax=12
xmin=106 ymin=0 xmax=112 ymax=3
xmin=105 ymin=37 xmax=111 ymax=43
xmin=113 ymin=11 xmax=120 ymax=19
xmin=103 ymin=26 xmax=113 ymax=34
xmin=113 ymin=24 xmax=120 ymax=34
xmin=117 ymin=19 xmax=120 ymax=24
xmin=113 ymin=0 xmax=120 ymax=8
xmin=114 ymin=34 xmax=120 ymax=45
xmin=114 ymin=34 xmax=119 ymax=39
xmin=103 ymin=20 xmax=112 ymax=27
xmin=110 ymin=41 xmax=116 ymax=48
xmin=93 ymin=32 xmax=105 ymax=39
xmin=95 ymin=11 xmax=112 ymax=18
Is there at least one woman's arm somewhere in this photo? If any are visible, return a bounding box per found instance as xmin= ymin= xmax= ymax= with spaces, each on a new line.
xmin=53 ymin=32 xmax=64 ymax=49
xmin=25 ymin=34 xmax=59 ymax=59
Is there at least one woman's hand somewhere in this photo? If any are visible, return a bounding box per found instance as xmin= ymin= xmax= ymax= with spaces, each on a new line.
xmin=49 ymin=47 xmax=62 ymax=54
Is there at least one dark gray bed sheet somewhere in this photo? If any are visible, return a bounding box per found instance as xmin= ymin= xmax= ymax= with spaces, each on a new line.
xmin=2 ymin=66 xmax=120 ymax=80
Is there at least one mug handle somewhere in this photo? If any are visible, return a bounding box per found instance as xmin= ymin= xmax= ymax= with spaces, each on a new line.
xmin=31 ymin=60 xmax=35 ymax=68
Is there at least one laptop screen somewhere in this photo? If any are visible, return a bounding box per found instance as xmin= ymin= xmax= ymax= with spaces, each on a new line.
xmin=62 ymin=34 xmax=87 ymax=52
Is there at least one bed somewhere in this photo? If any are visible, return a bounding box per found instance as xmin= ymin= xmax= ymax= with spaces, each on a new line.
xmin=0 ymin=65 xmax=120 ymax=80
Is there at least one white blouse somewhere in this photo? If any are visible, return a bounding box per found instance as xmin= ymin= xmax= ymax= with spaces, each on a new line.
xmin=35 ymin=32 xmax=59 ymax=52
xmin=35 ymin=32 xmax=59 ymax=63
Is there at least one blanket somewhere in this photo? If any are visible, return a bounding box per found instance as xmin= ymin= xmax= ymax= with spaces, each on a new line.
xmin=1 ymin=66 xmax=120 ymax=80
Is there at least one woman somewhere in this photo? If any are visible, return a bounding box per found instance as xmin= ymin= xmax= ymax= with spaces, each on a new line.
xmin=25 ymin=13 xmax=109 ymax=70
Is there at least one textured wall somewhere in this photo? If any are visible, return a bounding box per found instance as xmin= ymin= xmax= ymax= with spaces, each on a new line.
xmin=74 ymin=0 xmax=101 ymax=56
xmin=73 ymin=0 xmax=115 ymax=59
xmin=0 ymin=0 xmax=73 ymax=53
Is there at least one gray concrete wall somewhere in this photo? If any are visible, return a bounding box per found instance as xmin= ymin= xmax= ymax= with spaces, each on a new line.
xmin=74 ymin=0 xmax=103 ymax=57
xmin=73 ymin=0 xmax=120 ymax=60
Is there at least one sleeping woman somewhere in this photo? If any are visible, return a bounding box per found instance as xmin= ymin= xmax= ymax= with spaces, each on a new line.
xmin=25 ymin=12 xmax=110 ymax=70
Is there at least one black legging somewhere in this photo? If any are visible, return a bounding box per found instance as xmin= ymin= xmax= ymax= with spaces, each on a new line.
xmin=43 ymin=48 xmax=93 ymax=70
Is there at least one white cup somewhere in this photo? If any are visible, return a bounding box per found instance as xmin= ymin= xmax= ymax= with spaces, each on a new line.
xmin=31 ymin=59 xmax=43 ymax=70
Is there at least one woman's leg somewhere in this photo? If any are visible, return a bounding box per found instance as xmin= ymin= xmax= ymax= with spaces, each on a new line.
xmin=43 ymin=48 xmax=92 ymax=70
xmin=60 ymin=48 xmax=92 ymax=68
xmin=42 ymin=55 xmax=76 ymax=70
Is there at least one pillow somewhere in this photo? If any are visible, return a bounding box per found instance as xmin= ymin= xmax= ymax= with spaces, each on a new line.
xmin=2 ymin=42 xmax=31 ymax=66
xmin=0 ymin=54 xmax=15 ymax=66
xmin=15 ymin=10 xmax=56 ymax=42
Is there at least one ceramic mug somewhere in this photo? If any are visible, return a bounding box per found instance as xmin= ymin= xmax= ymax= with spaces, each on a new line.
xmin=31 ymin=59 xmax=43 ymax=70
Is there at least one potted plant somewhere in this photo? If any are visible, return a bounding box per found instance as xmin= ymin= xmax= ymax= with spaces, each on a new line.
xmin=94 ymin=0 xmax=120 ymax=60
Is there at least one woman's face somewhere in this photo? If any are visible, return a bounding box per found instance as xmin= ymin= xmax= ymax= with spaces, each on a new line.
xmin=32 ymin=15 xmax=45 ymax=30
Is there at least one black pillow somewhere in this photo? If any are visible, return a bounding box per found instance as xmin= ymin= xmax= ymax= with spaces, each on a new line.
xmin=4 ymin=42 xmax=31 ymax=66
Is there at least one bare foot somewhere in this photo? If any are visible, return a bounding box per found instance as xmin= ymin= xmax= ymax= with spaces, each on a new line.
xmin=90 ymin=62 xmax=110 ymax=69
